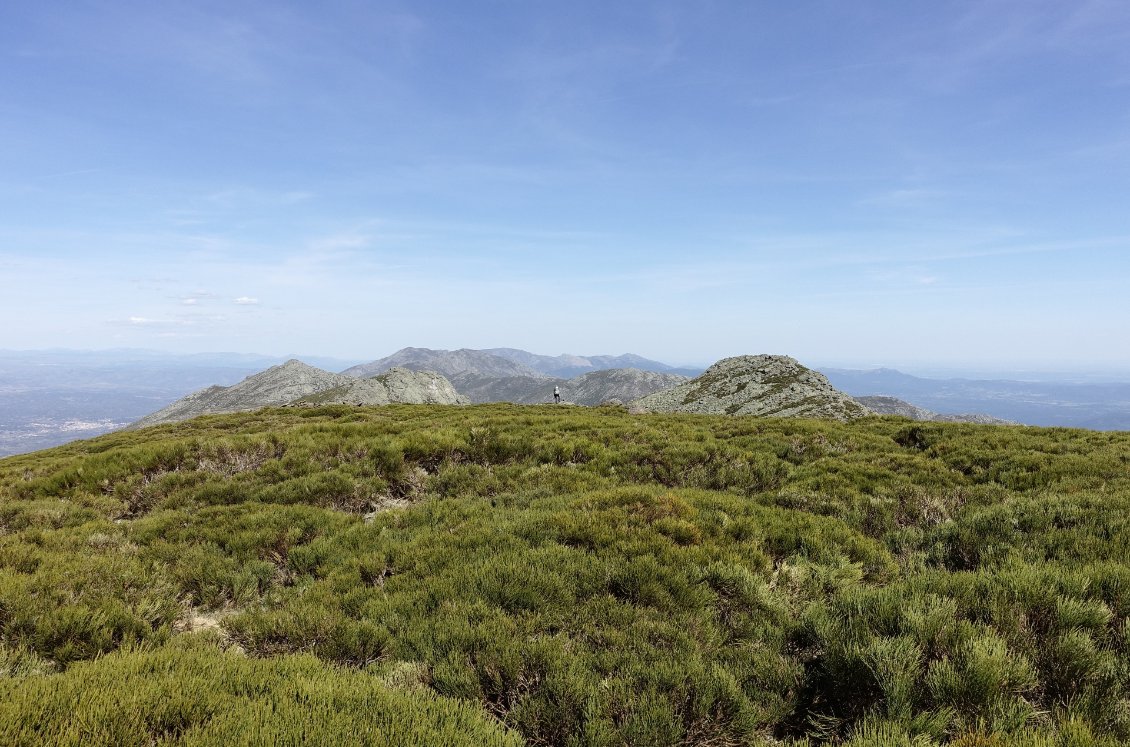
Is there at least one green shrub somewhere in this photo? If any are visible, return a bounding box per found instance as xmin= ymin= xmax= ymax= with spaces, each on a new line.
xmin=0 ymin=637 xmax=521 ymax=745
xmin=2 ymin=405 xmax=1130 ymax=744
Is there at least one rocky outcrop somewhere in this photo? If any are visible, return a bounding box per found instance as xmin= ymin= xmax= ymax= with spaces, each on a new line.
xmin=295 ymin=368 xmax=469 ymax=406
xmin=129 ymin=360 xmax=354 ymax=428
xmin=629 ymin=355 xmax=872 ymax=421
xmin=343 ymin=348 xmax=544 ymax=380
xmin=450 ymin=368 xmax=686 ymax=406
xmin=855 ymin=395 xmax=1014 ymax=425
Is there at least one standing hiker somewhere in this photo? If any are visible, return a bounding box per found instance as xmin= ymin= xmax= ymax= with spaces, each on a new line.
xmin=553 ymin=385 xmax=560 ymax=404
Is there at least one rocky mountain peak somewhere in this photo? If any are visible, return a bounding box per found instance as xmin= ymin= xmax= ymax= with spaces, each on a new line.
xmin=629 ymin=354 xmax=872 ymax=420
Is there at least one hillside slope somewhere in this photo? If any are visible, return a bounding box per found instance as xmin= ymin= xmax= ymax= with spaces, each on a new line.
xmin=631 ymin=354 xmax=871 ymax=420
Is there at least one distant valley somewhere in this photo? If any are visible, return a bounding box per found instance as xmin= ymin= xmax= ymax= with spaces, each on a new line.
xmin=0 ymin=349 xmax=334 ymax=457
xmin=823 ymin=368 xmax=1130 ymax=431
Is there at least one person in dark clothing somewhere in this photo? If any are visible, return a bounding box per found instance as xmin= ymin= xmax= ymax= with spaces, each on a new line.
xmin=553 ymin=385 xmax=560 ymax=404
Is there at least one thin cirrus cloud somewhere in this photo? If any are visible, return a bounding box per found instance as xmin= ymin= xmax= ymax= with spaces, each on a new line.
xmin=202 ymin=188 xmax=315 ymax=208
xmin=234 ymin=297 xmax=259 ymax=305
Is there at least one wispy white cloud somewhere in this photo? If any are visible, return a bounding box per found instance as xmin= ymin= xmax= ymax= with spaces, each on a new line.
xmin=890 ymin=2 xmax=1130 ymax=94
xmin=234 ymin=296 xmax=259 ymax=305
xmin=124 ymin=316 xmax=188 ymax=327
xmin=307 ymin=233 xmax=372 ymax=253
xmin=1053 ymin=0 xmax=1130 ymax=47
xmin=178 ymin=290 xmax=216 ymax=305
xmin=868 ymin=266 xmax=941 ymax=287
xmin=202 ymin=187 xmax=315 ymax=208
xmin=35 ymin=168 xmax=103 ymax=181
xmin=859 ymin=188 xmax=948 ymax=208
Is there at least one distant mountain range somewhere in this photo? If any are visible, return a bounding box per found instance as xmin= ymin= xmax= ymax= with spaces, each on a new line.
xmin=339 ymin=347 xmax=697 ymax=406
xmin=133 ymin=352 xmax=871 ymax=427
xmin=3 ymin=346 xmax=1130 ymax=457
xmin=130 ymin=351 xmax=691 ymax=426
xmin=343 ymin=347 xmax=702 ymax=380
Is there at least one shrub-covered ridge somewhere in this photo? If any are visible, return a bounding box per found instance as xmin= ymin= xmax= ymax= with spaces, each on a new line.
xmin=0 ymin=404 xmax=1128 ymax=745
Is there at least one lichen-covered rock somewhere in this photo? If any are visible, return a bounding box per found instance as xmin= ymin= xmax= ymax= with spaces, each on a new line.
xmin=629 ymin=355 xmax=872 ymax=421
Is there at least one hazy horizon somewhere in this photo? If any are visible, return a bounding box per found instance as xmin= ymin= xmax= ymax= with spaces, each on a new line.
xmin=5 ymin=344 xmax=1130 ymax=383
xmin=3 ymin=3 xmax=1128 ymax=370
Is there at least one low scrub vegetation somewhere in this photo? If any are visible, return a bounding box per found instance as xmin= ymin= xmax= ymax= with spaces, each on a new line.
xmin=1 ymin=404 xmax=1128 ymax=745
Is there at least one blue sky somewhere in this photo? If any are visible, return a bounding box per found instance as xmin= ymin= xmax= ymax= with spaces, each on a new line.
xmin=2 ymin=1 xmax=1129 ymax=370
